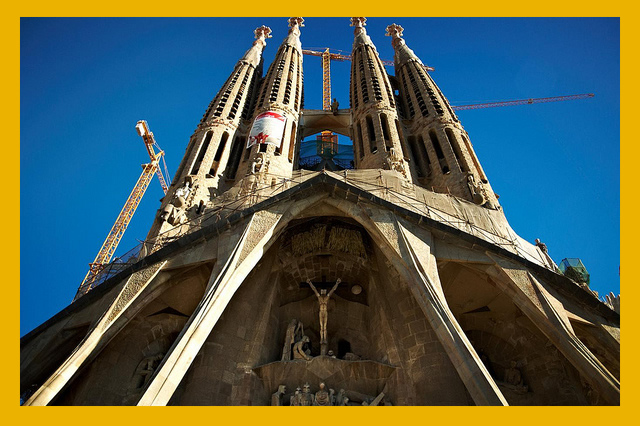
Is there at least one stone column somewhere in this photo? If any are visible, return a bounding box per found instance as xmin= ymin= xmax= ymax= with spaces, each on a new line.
xmin=485 ymin=256 xmax=620 ymax=405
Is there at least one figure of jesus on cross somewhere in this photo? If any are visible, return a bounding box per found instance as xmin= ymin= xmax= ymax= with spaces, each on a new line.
xmin=306 ymin=278 xmax=341 ymax=355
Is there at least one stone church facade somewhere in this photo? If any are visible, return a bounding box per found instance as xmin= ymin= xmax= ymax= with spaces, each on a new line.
xmin=21 ymin=18 xmax=620 ymax=406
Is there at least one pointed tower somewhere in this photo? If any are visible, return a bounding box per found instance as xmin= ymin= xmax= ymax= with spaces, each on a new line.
xmin=234 ymin=17 xmax=305 ymax=189
xmin=21 ymin=19 xmax=619 ymax=408
xmin=145 ymin=26 xmax=271 ymax=242
xmin=386 ymin=23 xmax=499 ymax=208
xmin=349 ymin=17 xmax=412 ymax=181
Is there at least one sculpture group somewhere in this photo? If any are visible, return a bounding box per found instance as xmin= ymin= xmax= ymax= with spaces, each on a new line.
xmin=271 ymin=382 xmax=387 ymax=406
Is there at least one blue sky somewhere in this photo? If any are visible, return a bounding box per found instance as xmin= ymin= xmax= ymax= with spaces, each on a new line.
xmin=20 ymin=17 xmax=619 ymax=336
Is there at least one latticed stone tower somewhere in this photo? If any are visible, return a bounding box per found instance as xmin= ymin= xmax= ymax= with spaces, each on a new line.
xmin=349 ymin=17 xmax=411 ymax=181
xmin=21 ymin=18 xmax=619 ymax=407
xmin=386 ymin=23 xmax=498 ymax=207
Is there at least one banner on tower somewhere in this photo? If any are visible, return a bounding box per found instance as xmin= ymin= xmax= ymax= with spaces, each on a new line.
xmin=247 ymin=111 xmax=287 ymax=149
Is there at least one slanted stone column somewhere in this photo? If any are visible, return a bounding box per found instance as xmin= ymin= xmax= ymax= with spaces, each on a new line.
xmin=485 ymin=256 xmax=620 ymax=405
xmin=138 ymin=210 xmax=284 ymax=405
xmin=24 ymin=261 xmax=167 ymax=406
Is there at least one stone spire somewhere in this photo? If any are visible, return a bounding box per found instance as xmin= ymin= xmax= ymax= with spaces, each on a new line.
xmin=240 ymin=25 xmax=272 ymax=67
xmin=386 ymin=24 xmax=499 ymax=208
xmin=283 ymin=17 xmax=304 ymax=52
xmin=233 ymin=17 xmax=305 ymax=188
xmin=349 ymin=17 xmax=412 ymax=182
xmin=144 ymin=26 xmax=271 ymax=243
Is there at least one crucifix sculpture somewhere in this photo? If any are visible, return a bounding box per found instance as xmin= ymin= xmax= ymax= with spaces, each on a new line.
xmin=306 ymin=278 xmax=341 ymax=355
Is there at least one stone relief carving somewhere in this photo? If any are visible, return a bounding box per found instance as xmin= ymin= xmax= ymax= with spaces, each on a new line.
xmin=466 ymin=174 xmax=487 ymax=206
xmin=385 ymin=147 xmax=408 ymax=178
xmin=271 ymin=384 xmax=287 ymax=406
xmin=282 ymin=319 xmax=304 ymax=361
xmin=289 ymin=225 xmax=367 ymax=259
xmin=292 ymin=335 xmax=312 ymax=360
xmin=130 ymin=353 xmax=164 ymax=391
xmin=275 ymin=382 xmax=389 ymax=406
xmin=498 ymin=360 xmax=528 ymax=394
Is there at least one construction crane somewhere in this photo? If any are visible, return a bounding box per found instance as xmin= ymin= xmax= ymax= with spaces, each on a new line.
xmin=302 ymin=48 xmax=593 ymax=114
xmin=302 ymin=48 xmax=434 ymax=110
xmin=451 ymin=93 xmax=595 ymax=111
xmin=74 ymin=120 xmax=170 ymax=300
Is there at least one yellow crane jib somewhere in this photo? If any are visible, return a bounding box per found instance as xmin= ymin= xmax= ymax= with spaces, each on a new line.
xmin=74 ymin=121 xmax=170 ymax=300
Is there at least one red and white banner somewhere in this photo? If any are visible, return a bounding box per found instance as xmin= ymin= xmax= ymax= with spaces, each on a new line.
xmin=247 ymin=111 xmax=287 ymax=149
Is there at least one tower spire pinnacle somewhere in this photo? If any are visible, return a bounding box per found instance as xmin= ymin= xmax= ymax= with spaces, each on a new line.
xmin=386 ymin=23 xmax=423 ymax=67
xmin=283 ymin=17 xmax=304 ymax=51
xmin=351 ymin=17 xmax=375 ymax=49
xmin=241 ymin=25 xmax=272 ymax=66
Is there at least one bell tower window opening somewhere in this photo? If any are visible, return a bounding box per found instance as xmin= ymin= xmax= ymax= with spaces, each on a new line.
xmin=190 ymin=130 xmax=213 ymax=175
xmin=357 ymin=123 xmax=365 ymax=159
xmin=209 ymin=132 xmax=229 ymax=176
xmin=381 ymin=113 xmax=392 ymax=151
xmin=288 ymin=122 xmax=296 ymax=163
xmin=366 ymin=115 xmax=376 ymax=153
xmin=445 ymin=128 xmax=468 ymax=173
xmin=429 ymin=130 xmax=449 ymax=174
xmin=226 ymin=136 xmax=244 ymax=180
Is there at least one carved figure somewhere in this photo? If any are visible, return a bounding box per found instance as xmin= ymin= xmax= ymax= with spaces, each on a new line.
xmin=314 ymin=382 xmax=331 ymax=406
xmin=467 ymin=174 xmax=487 ymax=205
xmin=307 ymin=278 xmax=341 ymax=351
xmin=302 ymin=383 xmax=314 ymax=406
xmin=290 ymin=387 xmax=303 ymax=406
xmin=331 ymin=98 xmax=339 ymax=115
xmin=131 ymin=353 xmax=164 ymax=390
xmin=335 ymin=389 xmax=347 ymax=406
xmin=251 ymin=152 xmax=270 ymax=175
xmin=293 ymin=335 xmax=312 ymax=360
xmin=343 ymin=352 xmax=361 ymax=361
xmin=504 ymin=361 xmax=523 ymax=386
xmin=282 ymin=319 xmax=304 ymax=361
xmin=534 ymin=238 xmax=548 ymax=254
xmin=159 ymin=203 xmax=186 ymax=225
xmin=271 ymin=384 xmax=286 ymax=406
xmin=385 ymin=147 xmax=407 ymax=177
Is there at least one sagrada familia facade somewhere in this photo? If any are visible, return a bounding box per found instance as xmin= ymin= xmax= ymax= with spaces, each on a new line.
xmin=20 ymin=18 xmax=620 ymax=406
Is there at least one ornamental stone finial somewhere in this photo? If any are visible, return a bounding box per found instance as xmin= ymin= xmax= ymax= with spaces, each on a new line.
xmin=350 ymin=17 xmax=366 ymax=28
xmin=288 ymin=17 xmax=305 ymax=29
xmin=255 ymin=25 xmax=272 ymax=40
xmin=385 ymin=23 xmax=403 ymax=39
xmin=386 ymin=23 xmax=405 ymax=48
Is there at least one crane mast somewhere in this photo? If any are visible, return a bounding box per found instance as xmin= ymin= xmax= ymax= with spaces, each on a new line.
xmin=74 ymin=121 xmax=169 ymax=300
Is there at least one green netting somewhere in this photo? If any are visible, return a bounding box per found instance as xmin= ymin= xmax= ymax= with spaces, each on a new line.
xmin=559 ymin=258 xmax=590 ymax=285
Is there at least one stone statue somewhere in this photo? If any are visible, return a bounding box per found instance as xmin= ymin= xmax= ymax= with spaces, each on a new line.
xmin=290 ymin=387 xmax=303 ymax=406
xmin=467 ymin=174 xmax=487 ymax=205
xmin=385 ymin=147 xmax=407 ymax=177
xmin=534 ymin=238 xmax=548 ymax=254
xmin=251 ymin=152 xmax=269 ymax=175
xmin=282 ymin=319 xmax=304 ymax=361
xmin=271 ymin=384 xmax=286 ymax=406
xmin=313 ymin=382 xmax=331 ymax=406
xmin=307 ymin=278 xmax=341 ymax=354
xmin=343 ymin=352 xmax=361 ymax=361
xmin=504 ymin=361 xmax=523 ymax=386
xmin=131 ymin=353 xmax=164 ymax=390
xmin=331 ymin=98 xmax=339 ymax=115
xmin=335 ymin=389 xmax=347 ymax=406
xmin=301 ymin=383 xmax=314 ymax=406
xmin=293 ymin=335 xmax=312 ymax=360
